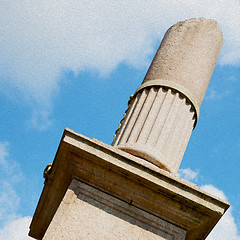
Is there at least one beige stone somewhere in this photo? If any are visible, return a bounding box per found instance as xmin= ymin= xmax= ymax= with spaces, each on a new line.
xmin=43 ymin=179 xmax=186 ymax=240
xmin=112 ymin=87 xmax=194 ymax=173
xmin=29 ymin=128 xmax=229 ymax=240
xmin=143 ymin=18 xmax=223 ymax=108
xmin=112 ymin=18 xmax=223 ymax=173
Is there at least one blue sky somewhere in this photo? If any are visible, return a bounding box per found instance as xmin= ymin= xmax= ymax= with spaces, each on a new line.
xmin=0 ymin=1 xmax=240 ymax=239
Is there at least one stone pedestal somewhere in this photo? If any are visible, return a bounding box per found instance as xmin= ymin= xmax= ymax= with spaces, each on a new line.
xmin=43 ymin=180 xmax=185 ymax=240
xmin=29 ymin=129 xmax=229 ymax=240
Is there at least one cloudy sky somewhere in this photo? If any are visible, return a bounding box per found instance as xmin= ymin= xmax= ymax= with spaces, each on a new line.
xmin=0 ymin=1 xmax=240 ymax=239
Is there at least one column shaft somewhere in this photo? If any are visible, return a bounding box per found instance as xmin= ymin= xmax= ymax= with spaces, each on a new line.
xmin=112 ymin=87 xmax=195 ymax=173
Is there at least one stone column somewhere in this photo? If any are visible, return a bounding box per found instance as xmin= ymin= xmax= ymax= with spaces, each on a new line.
xmin=112 ymin=18 xmax=223 ymax=173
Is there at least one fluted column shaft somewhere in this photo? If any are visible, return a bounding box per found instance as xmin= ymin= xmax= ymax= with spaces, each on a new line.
xmin=112 ymin=87 xmax=195 ymax=173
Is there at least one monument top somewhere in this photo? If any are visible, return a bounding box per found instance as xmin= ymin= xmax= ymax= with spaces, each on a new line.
xmin=143 ymin=18 xmax=223 ymax=111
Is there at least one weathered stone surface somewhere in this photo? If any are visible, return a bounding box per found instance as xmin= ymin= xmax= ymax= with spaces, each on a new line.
xmin=29 ymin=128 xmax=230 ymax=240
xmin=143 ymin=18 xmax=223 ymax=108
xmin=112 ymin=87 xmax=194 ymax=173
xmin=43 ymin=179 xmax=186 ymax=240
xmin=112 ymin=18 xmax=223 ymax=173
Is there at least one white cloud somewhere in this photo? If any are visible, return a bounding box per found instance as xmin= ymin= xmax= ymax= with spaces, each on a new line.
xmin=0 ymin=217 xmax=33 ymax=240
xmin=0 ymin=142 xmax=22 ymax=225
xmin=206 ymin=89 xmax=228 ymax=100
xmin=205 ymin=89 xmax=221 ymax=100
xmin=0 ymin=142 xmax=9 ymax=170
xmin=0 ymin=182 xmax=20 ymax=223
xmin=0 ymin=141 xmax=32 ymax=240
xmin=0 ymin=142 xmax=22 ymax=180
xmin=0 ymin=1 xmax=240 ymax=128
xmin=178 ymin=167 xmax=199 ymax=181
xmin=28 ymin=109 xmax=53 ymax=130
xmin=201 ymin=185 xmax=240 ymax=240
